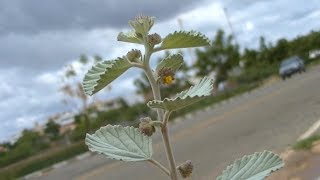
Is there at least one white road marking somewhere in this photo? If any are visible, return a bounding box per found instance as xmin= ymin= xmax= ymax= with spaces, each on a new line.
xmin=23 ymin=171 xmax=43 ymax=179
xmin=53 ymin=161 xmax=67 ymax=169
xmin=298 ymin=119 xmax=320 ymax=141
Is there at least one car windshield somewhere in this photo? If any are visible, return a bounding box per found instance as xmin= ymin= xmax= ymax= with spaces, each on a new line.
xmin=281 ymin=58 xmax=297 ymax=67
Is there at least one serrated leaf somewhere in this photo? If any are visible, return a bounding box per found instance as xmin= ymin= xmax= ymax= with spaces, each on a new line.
xmin=156 ymin=53 xmax=184 ymax=73
xmin=147 ymin=77 xmax=213 ymax=111
xmin=117 ymin=31 xmax=142 ymax=44
xmin=83 ymin=57 xmax=132 ymax=95
xmin=85 ymin=125 xmax=152 ymax=162
xmin=216 ymin=151 xmax=284 ymax=180
xmin=159 ymin=31 xmax=210 ymax=50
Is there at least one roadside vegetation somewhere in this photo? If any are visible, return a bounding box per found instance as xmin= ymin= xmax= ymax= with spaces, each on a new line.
xmin=293 ymin=135 xmax=320 ymax=150
xmin=1 ymin=28 xmax=320 ymax=179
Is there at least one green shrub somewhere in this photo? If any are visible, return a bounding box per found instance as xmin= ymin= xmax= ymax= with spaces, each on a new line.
xmin=0 ymin=142 xmax=87 ymax=179
xmin=0 ymin=131 xmax=50 ymax=168
xmin=293 ymin=135 xmax=320 ymax=150
xmin=236 ymin=64 xmax=277 ymax=84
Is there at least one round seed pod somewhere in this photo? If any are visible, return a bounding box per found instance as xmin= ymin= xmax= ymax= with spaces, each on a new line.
xmin=177 ymin=160 xmax=193 ymax=178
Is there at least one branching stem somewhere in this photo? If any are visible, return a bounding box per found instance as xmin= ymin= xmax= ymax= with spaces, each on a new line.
xmin=161 ymin=124 xmax=178 ymax=180
xmin=163 ymin=111 xmax=172 ymax=127
xmin=148 ymin=159 xmax=170 ymax=177
xmin=143 ymin=43 xmax=178 ymax=180
xmin=150 ymin=121 xmax=164 ymax=128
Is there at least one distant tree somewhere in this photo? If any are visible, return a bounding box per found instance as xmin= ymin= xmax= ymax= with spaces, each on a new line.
xmin=134 ymin=73 xmax=152 ymax=102
xmin=242 ymin=48 xmax=258 ymax=67
xmin=268 ymin=38 xmax=289 ymax=63
xmin=0 ymin=142 xmax=13 ymax=150
xmin=44 ymin=120 xmax=61 ymax=139
xmin=79 ymin=54 xmax=88 ymax=64
xmin=0 ymin=130 xmax=49 ymax=167
xmin=93 ymin=54 xmax=103 ymax=63
xmin=194 ymin=29 xmax=240 ymax=84
xmin=259 ymin=36 xmax=268 ymax=51
xmin=117 ymin=98 xmax=129 ymax=109
xmin=60 ymin=54 xmax=105 ymax=132
xmin=257 ymin=36 xmax=271 ymax=63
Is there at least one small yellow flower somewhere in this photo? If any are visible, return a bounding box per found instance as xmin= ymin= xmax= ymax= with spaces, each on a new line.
xmin=158 ymin=67 xmax=175 ymax=85
xmin=163 ymin=75 xmax=174 ymax=85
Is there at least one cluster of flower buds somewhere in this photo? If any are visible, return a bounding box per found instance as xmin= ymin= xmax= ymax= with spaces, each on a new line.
xmin=126 ymin=49 xmax=141 ymax=62
xmin=129 ymin=16 xmax=162 ymax=46
xmin=129 ymin=15 xmax=155 ymax=38
xmin=177 ymin=160 xmax=193 ymax=178
xmin=138 ymin=117 xmax=155 ymax=136
xmin=158 ymin=67 xmax=175 ymax=85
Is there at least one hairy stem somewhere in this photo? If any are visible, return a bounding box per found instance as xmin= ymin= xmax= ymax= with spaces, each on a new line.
xmin=161 ymin=112 xmax=178 ymax=180
xmin=150 ymin=121 xmax=164 ymax=128
xmin=143 ymin=63 xmax=164 ymax=121
xmin=143 ymin=45 xmax=178 ymax=180
xmin=163 ymin=111 xmax=172 ymax=127
xmin=148 ymin=159 xmax=170 ymax=177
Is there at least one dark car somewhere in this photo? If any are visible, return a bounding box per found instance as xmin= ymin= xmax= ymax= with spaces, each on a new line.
xmin=279 ymin=56 xmax=305 ymax=80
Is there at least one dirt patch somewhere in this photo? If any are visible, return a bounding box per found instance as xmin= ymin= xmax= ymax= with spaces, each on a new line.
xmin=268 ymin=148 xmax=320 ymax=180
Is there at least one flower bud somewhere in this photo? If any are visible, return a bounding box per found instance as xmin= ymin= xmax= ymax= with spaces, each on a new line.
xmin=158 ymin=67 xmax=175 ymax=85
xmin=126 ymin=49 xmax=141 ymax=62
xmin=129 ymin=15 xmax=155 ymax=37
xmin=139 ymin=117 xmax=155 ymax=136
xmin=147 ymin=33 xmax=162 ymax=46
xmin=177 ymin=160 xmax=193 ymax=178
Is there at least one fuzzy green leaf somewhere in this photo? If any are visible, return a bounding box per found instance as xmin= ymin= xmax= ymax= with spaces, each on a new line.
xmin=85 ymin=125 xmax=152 ymax=162
xmin=83 ymin=57 xmax=132 ymax=95
xmin=216 ymin=151 xmax=284 ymax=180
xmin=156 ymin=53 xmax=184 ymax=73
xmin=147 ymin=77 xmax=213 ymax=111
xmin=117 ymin=31 xmax=142 ymax=44
xmin=159 ymin=31 xmax=210 ymax=50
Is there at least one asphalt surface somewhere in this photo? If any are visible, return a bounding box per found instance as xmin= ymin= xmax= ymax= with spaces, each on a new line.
xmin=33 ymin=66 xmax=320 ymax=180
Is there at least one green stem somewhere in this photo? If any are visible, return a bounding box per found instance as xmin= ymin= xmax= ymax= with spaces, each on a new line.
xmin=148 ymin=159 xmax=170 ymax=177
xmin=163 ymin=111 xmax=172 ymax=127
xmin=143 ymin=63 xmax=164 ymax=121
xmin=150 ymin=121 xmax=164 ymax=128
xmin=153 ymin=46 xmax=163 ymax=53
xmin=161 ymin=111 xmax=178 ymax=180
xmin=143 ymin=45 xmax=178 ymax=180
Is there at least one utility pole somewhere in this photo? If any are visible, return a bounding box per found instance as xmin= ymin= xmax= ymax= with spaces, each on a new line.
xmin=223 ymin=7 xmax=239 ymax=45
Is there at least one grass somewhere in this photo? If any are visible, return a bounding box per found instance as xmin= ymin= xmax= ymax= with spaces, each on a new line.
xmin=0 ymin=142 xmax=87 ymax=180
xmin=293 ymin=135 xmax=320 ymax=150
xmin=234 ymin=64 xmax=278 ymax=85
xmin=306 ymin=57 xmax=320 ymax=67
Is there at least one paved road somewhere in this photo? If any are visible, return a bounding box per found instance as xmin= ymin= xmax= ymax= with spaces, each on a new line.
xmin=35 ymin=66 xmax=320 ymax=180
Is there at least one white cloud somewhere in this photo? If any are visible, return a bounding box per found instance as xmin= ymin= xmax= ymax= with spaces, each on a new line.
xmin=177 ymin=2 xmax=225 ymax=29
xmin=244 ymin=21 xmax=254 ymax=32
xmin=307 ymin=10 xmax=320 ymax=19
xmin=35 ymin=72 xmax=60 ymax=85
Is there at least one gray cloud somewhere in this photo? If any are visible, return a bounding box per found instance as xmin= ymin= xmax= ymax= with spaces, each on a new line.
xmin=0 ymin=0 xmax=205 ymax=72
xmin=0 ymin=0 xmax=203 ymax=35
xmin=0 ymin=29 xmax=116 ymax=71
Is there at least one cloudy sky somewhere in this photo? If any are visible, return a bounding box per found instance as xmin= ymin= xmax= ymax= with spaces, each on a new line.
xmin=0 ymin=0 xmax=319 ymax=142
